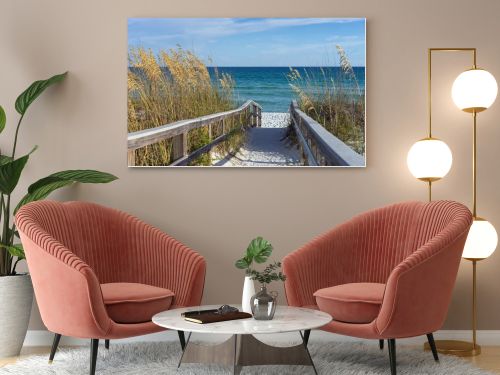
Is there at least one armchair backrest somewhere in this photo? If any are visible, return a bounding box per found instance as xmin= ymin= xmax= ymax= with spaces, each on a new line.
xmin=346 ymin=200 xmax=470 ymax=284
xmin=341 ymin=201 xmax=422 ymax=284
xmin=16 ymin=200 xmax=132 ymax=283
xmin=283 ymin=200 xmax=472 ymax=308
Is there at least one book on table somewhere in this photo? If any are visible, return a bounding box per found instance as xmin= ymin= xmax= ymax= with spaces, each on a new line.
xmin=182 ymin=309 xmax=252 ymax=324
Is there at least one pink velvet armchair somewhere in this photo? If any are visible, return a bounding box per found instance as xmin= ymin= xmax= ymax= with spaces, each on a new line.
xmin=16 ymin=200 xmax=206 ymax=375
xmin=283 ymin=200 xmax=472 ymax=375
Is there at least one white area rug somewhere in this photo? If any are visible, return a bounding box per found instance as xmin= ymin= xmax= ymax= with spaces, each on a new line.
xmin=0 ymin=341 xmax=493 ymax=374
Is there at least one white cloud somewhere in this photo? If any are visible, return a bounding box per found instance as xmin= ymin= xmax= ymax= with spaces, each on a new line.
xmin=197 ymin=18 xmax=363 ymax=37
xmin=129 ymin=18 xmax=364 ymax=44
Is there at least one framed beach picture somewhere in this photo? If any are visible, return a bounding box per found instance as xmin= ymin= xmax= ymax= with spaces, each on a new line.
xmin=127 ymin=18 xmax=366 ymax=167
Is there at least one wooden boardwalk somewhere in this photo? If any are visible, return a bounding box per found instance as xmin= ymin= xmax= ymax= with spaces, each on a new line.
xmin=127 ymin=100 xmax=364 ymax=167
xmin=127 ymin=100 xmax=261 ymax=166
xmin=214 ymin=113 xmax=301 ymax=167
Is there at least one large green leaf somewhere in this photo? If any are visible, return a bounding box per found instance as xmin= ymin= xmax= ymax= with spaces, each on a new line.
xmin=0 ymin=105 xmax=5 ymax=134
xmin=0 ymin=148 xmax=36 ymax=194
xmin=14 ymin=169 xmax=117 ymax=213
xmin=235 ymin=258 xmax=250 ymax=269
xmin=16 ymin=180 xmax=73 ymax=212
xmin=15 ymin=72 xmax=67 ymax=115
xmin=0 ymin=155 xmax=13 ymax=166
xmin=246 ymin=237 xmax=273 ymax=264
xmin=28 ymin=170 xmax=117 ymax=193
xmin=0 ymin=244 xmax=25 ymax=260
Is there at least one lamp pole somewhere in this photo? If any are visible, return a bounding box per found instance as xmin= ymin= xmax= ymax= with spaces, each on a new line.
xmin=424 ymin=48 xmax=476 ymax=202
xmin=463 ymin=108 xmax=484 ymax=354
xmin=423 ymin=47 xmax=483 ymax=357
xmin=470 ymin=108 xmax=479 ymax=352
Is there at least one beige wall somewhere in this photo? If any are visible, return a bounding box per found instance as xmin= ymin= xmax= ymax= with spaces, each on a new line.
xmin=2 ymin=0 xmax=500 ymax=331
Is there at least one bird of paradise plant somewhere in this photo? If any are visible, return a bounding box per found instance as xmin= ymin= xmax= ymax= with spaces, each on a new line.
xmin=0 ymin=72 xmax=117 ymax=276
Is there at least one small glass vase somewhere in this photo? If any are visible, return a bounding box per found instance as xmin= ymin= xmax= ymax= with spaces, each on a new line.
xmin=250 ymin=285 xmax=278 ymax=320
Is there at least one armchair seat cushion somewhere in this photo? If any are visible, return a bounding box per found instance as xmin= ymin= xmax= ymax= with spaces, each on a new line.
xmin=101 ymin=283 xmax=174 ymax=324
xmin=314 ymin=283 xmax=385 ymax=324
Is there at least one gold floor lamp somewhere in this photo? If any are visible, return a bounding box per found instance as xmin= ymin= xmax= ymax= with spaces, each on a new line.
xmin=407 ymin=48 xmax=498 ymax=356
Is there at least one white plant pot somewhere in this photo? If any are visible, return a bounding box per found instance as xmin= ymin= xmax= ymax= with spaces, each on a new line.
xmin=241 ymin=276 xmax=255 ymax=313
xmin=0 ymin=274 xmax=33 ymax=358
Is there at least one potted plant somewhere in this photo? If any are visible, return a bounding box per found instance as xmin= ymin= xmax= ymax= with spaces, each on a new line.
xmin=235 ymin=237 xmax=286 ymax=318
xmin=235 ymin=237 xmax=273 ymax=312
xmin=0 ymin=72 xmax=117 ymax=358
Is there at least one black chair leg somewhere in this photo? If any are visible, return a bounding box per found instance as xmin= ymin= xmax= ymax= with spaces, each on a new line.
xmin=426 ymin=333 xmax=439 ymax=362
xmin=177 ymin=330 xmax=186 ymax=350
xmin=48 ymin=333 xmax=62 ymax=363
xmin=105 ymin=339 xmax=110 ymax=350
xmin=90 ymin=339 xmax=99 ymax=375
xmin=388 ymin=339 xmax=396 ymax=375
xmin=303 ymin=329 xmax=311 ymax=347
xmin=379 ymin=339 xmax=384 ymax=350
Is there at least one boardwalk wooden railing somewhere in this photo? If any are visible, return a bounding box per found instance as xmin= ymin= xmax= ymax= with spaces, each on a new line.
xmin=289 ymin=100 xmax=365 ymax=166
xmin=128 ymin=100 xmax=262 ymax=166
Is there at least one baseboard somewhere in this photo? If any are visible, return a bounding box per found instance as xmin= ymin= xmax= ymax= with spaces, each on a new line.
xmin=23 ymin=329 xmax=500 ymax=347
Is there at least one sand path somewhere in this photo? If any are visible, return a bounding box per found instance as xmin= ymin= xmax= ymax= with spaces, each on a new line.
xmin=216 ymin=112 xmax=301 ymax=167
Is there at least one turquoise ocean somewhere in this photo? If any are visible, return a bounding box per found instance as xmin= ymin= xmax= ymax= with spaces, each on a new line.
xmin=209 ymin=66 xmax=365 ymax=112
xmin=130 ymin=66 xmax=366 ymax=113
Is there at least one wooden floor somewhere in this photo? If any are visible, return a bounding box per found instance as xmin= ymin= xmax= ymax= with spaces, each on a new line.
xmin=466 ymin=346 xmax=500 ymax=373
xmin=0 ymin=346 xmax=53 ymax=367
xmin=1 ymin=345 xmax=500 ymax=372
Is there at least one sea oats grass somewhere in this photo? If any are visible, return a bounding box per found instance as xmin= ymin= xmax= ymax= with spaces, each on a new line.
xmin=287 ymin=45 xmax=365 ymax=155
xmin=128 ymin=46 xmax=239 ymax=166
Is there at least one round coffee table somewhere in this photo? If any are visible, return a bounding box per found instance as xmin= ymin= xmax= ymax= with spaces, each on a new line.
xmin=153 ymin=305 xmax=331 ymax=374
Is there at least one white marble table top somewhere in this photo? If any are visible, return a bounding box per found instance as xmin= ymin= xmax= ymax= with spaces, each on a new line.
xmin=152 ymin=305 xmax=332 ymax=335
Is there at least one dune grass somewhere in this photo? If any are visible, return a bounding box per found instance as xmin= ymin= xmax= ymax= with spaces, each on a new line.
xmin=128 ymin=46 xmax=244 ymax=166
xmin=287 ymin=45 xmax=365 ymax=155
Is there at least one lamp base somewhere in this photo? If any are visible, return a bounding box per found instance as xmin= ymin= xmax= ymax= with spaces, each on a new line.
xmin=424 ymin=340 xmax=481 ymax=357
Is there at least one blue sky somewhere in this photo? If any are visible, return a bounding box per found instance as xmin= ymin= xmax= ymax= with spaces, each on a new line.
xmin=128 ymin=18 xmax=365 ymax=67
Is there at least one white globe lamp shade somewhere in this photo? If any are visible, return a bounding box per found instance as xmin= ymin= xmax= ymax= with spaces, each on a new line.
xmin=462 ymin=218 xmax=498 ymax=260
xmin=452 ymin=69 xmax=498 ymax=113
xmin=407 ymin=138 xmax=453 ymax=181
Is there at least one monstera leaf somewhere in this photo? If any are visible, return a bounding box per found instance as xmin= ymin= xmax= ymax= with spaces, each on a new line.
xmin=246 ymin=236 xmax=273 ymax=263
xmin=15 ymin=169 xmax=118 ymax=213
xmin=235 ymin=258 xmax=251 ymax=269
xmin=15 ymin=72 xmax=67 ymax=115
xmin=235 ymin=237 xmax=274 ymax=269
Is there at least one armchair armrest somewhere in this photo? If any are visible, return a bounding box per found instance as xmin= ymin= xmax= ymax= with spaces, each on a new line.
xmin=17 ymin=230 xmax=111 ymax=339
xmin=376 ymin=227 xmax=471 ymax=338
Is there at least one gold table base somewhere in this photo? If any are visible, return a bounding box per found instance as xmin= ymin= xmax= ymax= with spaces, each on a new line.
xmin=424 ymin=340 xmax=481 ymax=357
